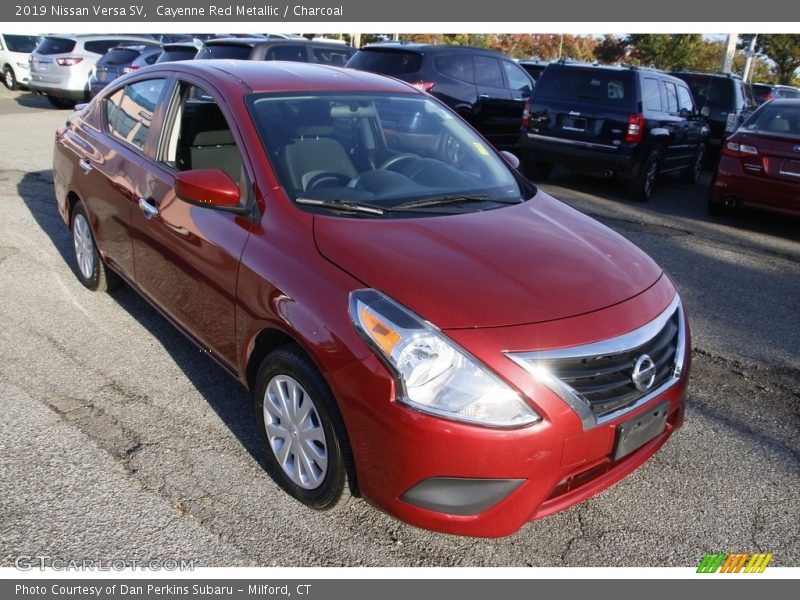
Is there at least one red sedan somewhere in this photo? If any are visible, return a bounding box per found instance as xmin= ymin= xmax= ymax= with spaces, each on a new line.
xmin=53 ymin=60 xmax=689 ymax=537
xmin=709 ymin=98 xmax=800 ymax=217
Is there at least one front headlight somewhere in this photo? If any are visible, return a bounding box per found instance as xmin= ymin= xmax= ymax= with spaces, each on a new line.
xmin=349 ymin=289 xmax=540 ymax=428
xmin=16 ymin=62 xmax=28 ymax=70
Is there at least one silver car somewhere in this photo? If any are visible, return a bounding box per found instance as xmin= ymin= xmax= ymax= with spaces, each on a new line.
xmin=28 ymin=34 xmax=157 ymax=108
xmin=0 ymin=33 xmax=39 ymax=90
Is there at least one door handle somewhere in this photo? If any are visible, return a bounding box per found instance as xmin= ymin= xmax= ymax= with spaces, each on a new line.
xmin=479 ymin=94 xmax=491 ymax=99
xmin=138 ymin=197 xmax=159 ymax=220
xmin=79 ymin=158 xmax=93 ymax=174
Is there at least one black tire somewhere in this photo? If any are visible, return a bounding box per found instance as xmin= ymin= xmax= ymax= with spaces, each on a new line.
xmin=522 ymin=160 xmax=553 ymax=181
xmin=2 ymin=66 xmax=17 ymax=91
xmin=254 ymin=345 xmax=353 ymax=511
xmin=628 ymin=151 xmax=659 ymax=202
xmin=680 ymin=143 xmax=705 ymax=184
xmin=706 ymin=176 xmax=730 ymax=216
xmin=70 ymin=201 xmax=121 ymax=292
xmin=47 ymin=96 xmax=77 ymax=109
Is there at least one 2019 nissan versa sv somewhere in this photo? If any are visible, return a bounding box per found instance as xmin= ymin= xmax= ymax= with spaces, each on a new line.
xmin=53 ymin=60 xmax=689 ymax=537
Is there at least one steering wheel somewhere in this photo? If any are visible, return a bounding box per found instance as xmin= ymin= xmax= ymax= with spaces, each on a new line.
xmin=377 ymin=153 xmax=420 ymax=172
xmin=304 ymin=171 xmax=352 ymax=192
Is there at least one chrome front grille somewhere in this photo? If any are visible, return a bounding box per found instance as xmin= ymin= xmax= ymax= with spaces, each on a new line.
xmin=506 ymin=296 xmax=685 ymax=429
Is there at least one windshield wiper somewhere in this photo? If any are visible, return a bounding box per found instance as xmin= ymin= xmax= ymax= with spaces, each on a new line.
xmin=295 ymin=197 xmax=385 ymax=216
xmin=393 ymin=194 xmax=522 ymax=211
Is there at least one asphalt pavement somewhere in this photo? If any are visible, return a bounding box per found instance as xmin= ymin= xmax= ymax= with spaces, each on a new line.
xmin=0 ymin=86 xmax=797 ymax=567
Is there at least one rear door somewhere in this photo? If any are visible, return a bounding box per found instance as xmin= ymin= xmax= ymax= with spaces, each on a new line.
xmin=530 ymin=66 xmax=633 ymax=150
xmin=473 ymin=55 xmax=514 ymax=147
xmin=658 ymin=79 xmax=691 ymax=171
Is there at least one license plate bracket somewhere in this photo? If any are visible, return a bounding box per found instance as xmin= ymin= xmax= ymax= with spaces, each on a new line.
xmin=562 ymin=116 xmax=587 ymax=132
xmin=612 ymin=401 xmax=669 ymax=460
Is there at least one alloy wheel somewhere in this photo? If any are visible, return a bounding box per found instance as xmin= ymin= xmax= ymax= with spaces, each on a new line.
xmin=72 ymin=213 xmax=95 ymax=280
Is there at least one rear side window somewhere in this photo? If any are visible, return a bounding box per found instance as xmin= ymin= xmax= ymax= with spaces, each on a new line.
xmin=536 ymin=67 xmax=633 ymax=106
xmin=677 ymin=85 xmax=694 ymax=112
xmin=743 ymin=103 xmax=800 ymax=135
xmin=105 ymin=78 xmax=166 ymax=151
xmin=474 ymin=56 xmax=503 ymax=88
xmin=98 ymin=48 xmax=139 ymax=66
xmin=312 ymin=46 xmax=353 ymax=66
xmin=265 ymin=45 xmax=308 ymax=62
xmin=642 ymin=78 xmax=662 ymax=111
xmin=35 ymin=37 xmax=76 ymax=55
xmin=662 ymin=81 xmax=679 ymax=112
xmin=781 ymin=89 xmax=800 ymax=99
xmin=433 ymin=54 xmax=473 ymax=83
xmin=346 ymin=50 xmax=422 ymax=75
xmin=502 ymin=61 xmax=533 ymax=92
xmin=198 ymin=44 xmax=252 ymax=60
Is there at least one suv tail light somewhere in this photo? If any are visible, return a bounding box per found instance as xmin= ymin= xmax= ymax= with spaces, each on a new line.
xmin=722 ymin=141 xmax=759 ymax=157
xmin=411 ymin=81 xmax=435 ymax=93
xmin=521 ymin=99 xmax=532 ymax=128
xmin=122 ymin=65 xmax=140 ymax=74
xmin=56 ymin=57 xmax=83 ymax=67
xmin=624 ymin=113 xmax=645 ymax=143
xmin=725 ymin=112 xmax=740 ymax=134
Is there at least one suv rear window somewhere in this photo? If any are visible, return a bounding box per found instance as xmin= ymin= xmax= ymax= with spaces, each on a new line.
xmin=347 ymin=49 xmax=423 ymax=75
xmin=35 ymin=37 xmax=76 ymax=55
xmin=677 ymin=74 xmax=733 ymax=109
xmin=536 ymin=67 xmax=633 ymax=106
xmin=312 ymin=46 xmax=353 ymax=66
xmin=4 ymin=35 xmax=39 ymax=53
xmin=84 ymin=40 xmax=136 ymax=55
xmin=197 ymin=44 xmax=252 ymax=60
xmin=98 ymin=48 xmax=139 ymax=66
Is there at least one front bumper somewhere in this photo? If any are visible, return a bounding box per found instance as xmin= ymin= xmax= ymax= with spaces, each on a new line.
xmin=331 ymin=275 xmax=689 ymax=537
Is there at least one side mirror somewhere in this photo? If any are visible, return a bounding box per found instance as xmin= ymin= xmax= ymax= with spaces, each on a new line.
xmin=175 ymin=169 xmax=241 ymax=209
xmin=700 ymin=106 xmax=711 ymax=118
xmin=500 ymin=150 xmax=520 ymax=169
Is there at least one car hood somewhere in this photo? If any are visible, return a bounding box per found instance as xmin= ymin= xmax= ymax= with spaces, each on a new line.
xmin=313 ymin=191 xmax=663 ymax=329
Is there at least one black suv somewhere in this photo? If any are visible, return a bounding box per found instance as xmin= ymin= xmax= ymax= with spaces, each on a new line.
xmin=671 ymin=70 xmax=756 ymax=158
xmin=196 ymin=37 xmax=354 ymax=66
xmin=346 ymin=43 xmax=535 ymax=150
xmin=519 ymin=62 xmax=709 ymax=201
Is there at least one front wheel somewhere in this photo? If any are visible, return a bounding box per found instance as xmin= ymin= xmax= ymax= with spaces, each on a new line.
xmin=628 ymin=151 xmax=659 ymax=202
xmin=71 ymin=202 xmax=120 ymax=291
xmin=254 ymin=345 xmax=352 ymax=510
xmin=3 ymin=66 xmax=17 ymax=91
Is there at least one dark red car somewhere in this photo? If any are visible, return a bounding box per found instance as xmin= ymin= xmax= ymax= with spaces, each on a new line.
xmin=709 ymin=99 xmax=800 ymax=217
xmin=53 ymin=60 xmax=689 ymax=537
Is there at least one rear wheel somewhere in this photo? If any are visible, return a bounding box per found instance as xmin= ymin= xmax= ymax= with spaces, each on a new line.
xmin=522 ymin=160 xmax=554 ymax=181
xmin=47 ymin=96 xmax=77 ymax=109
xmin=254 ymin=345 xmax=352 ymax=510
xmin=628 ymin=151 xmax=659 ymax=202
xmin=706 ymin=176 xmax=731 ymax=216
xmin=71 ymin=202 xmax=121 ymax=291
xmin=680 ymin=143 xmax=705 ymax=184
xmin=2 ymin=66 xmax=17 ymax=91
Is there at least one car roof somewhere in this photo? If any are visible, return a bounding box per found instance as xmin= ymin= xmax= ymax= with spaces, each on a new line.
xmin=206 ymin=37 xmax=351 ymax=48
xmin=671 ymin=69 xmax=744 ymax=80
xmin=44 ymin=34 xmax=155 ymax=42
xmin=137 ymin=60 xmax=419 ymax=94
xmin=360 ymin=42 xmax=508 ymax=57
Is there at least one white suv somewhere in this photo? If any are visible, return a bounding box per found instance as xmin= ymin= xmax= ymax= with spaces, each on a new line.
xmin=28 ymin=34 xmax=157 ymax=108
xmin=0 ymin=33 xmax=39 ymax=90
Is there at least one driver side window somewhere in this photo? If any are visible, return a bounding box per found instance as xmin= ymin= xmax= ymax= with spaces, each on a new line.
xmin=161 ymin=82 xmax=244 ymax=186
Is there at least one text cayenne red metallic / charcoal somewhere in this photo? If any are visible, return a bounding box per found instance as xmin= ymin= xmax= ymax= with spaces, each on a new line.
xmin=53 ymin=60 xmax=689 ymax=537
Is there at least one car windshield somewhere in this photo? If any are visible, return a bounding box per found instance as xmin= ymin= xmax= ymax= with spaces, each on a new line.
xmin=197 ymin=44 xmax=252 ymax=60
xmin=4 ymin=35 xmax=39 ymax=53
xmin=247 ymin=92 xmax=530 ymax=217
xmin=742 ymin=103 xmax=800 ymax=136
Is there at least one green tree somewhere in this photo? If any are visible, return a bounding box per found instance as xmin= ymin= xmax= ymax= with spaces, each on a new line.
xmin=594 ymin=34 xmax=627 ymax=64
xmin=742 ymin=34 xmax=800 ymax=85
xmin=624 ymin=34 xmax=704 ymax=70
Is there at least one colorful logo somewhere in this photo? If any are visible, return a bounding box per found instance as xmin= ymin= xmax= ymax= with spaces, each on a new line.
xmin=697 ymin=552 xmax=773 ymax=573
